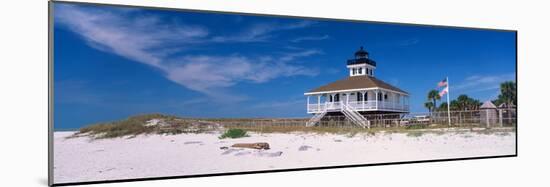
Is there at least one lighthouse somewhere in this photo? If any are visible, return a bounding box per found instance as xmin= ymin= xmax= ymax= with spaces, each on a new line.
xmin=304 ymin=47 xmax=410 ymax=128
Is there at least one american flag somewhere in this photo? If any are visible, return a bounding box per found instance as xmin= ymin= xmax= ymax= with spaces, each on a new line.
xmin=437 ymin=78 xmax=448 ymax=88
xmin=438 ymin=76 xmax=451 ymax=126
xmin=439 ymin=86 xmax=448 ymax=97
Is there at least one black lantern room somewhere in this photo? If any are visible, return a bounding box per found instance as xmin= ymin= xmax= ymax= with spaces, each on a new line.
xmin=347 ymin=46 xmax=376 ymax=66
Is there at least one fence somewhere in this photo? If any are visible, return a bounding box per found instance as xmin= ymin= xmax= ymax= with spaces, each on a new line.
xmin=204 ymin=108 xmax=516 ymax=130
xmin=401 ymin=108 xmax=516 ymax=128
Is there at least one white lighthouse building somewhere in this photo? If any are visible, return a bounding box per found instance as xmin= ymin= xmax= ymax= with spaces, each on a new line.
xmin=304 ymin=47 xmax=410 ymax=128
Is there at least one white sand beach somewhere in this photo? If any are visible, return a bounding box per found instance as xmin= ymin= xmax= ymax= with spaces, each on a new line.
xmin=53 ymin=130 xmax=515 ymax=183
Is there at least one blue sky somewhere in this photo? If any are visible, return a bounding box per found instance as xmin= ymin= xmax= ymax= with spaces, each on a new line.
xmin=53 ymin=3 xmax=516 ymax=129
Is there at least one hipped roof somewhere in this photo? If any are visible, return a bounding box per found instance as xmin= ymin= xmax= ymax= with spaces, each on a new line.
xmin=480 ymin=101 xmax=497 ymax=109
xmin=306 ymin=76 xmax=407 ymax=94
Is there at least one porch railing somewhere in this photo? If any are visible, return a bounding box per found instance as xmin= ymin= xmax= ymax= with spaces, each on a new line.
xmin=307 ymin=101 xmax=409 ymax=113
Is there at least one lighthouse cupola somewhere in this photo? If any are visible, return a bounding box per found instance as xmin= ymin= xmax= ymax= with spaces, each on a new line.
xmin=346 ymin=46 xmax=377 ymax=77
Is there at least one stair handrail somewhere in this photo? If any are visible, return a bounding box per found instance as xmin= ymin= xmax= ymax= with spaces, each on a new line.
xmin=341 ymin=102 xmax=369 ymax=128
xmin=306 ymin=103 xmax=328 ymax=127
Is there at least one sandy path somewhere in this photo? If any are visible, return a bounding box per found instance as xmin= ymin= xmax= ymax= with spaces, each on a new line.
xmin=53 ymin=131 xmax=515 ymax=183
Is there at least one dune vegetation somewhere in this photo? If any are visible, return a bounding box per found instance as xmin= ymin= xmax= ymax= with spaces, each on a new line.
xmin=71 ymin=114 xmax=220 ymax=139
xmin=71 ymin=113 xmax=515 ymax=139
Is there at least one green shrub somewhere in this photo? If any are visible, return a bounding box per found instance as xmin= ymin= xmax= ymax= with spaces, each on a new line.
xmin=219 ymin=128 xmax=248 ymax=139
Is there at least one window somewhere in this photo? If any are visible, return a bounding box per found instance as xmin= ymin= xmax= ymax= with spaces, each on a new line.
xmin=384 ymin=94 xmax=388 ymax=100
xmin=364 ymin=92 xmax=368 ymax=100
xmin=358 ymin=68 xmax=362 ymax=74
xmin=334 ymin=94 xmax=340 ymax=102
xmin=357 ymin=92 xmax=363 ymax=101
xmin=352 ymin=68 xmax=356 ymax=75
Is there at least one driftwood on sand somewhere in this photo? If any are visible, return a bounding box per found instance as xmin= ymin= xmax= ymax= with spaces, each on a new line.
xmin=231 ymin=142 xmax=270 ymax=150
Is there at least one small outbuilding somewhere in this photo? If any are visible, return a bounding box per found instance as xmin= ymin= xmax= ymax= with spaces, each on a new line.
xmin=480 ymin=100 xmax=498 ymax=127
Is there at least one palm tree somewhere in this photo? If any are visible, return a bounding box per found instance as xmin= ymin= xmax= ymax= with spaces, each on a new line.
xmin=438 ymin=102 xmax=448 ymax=111
xmin=427 ymin=90 xmax=441 ymax=110
xmin=450 ymin=100 xmax=460 ymax=110
xmin=469 ymin=99 xmax=481 ymax=110
xmin=499 ymin=81 xmax=516 ymax=108
xmin=451 ymin=94 xmax=482 ymax=111
xmin=424 ymin=101 xmax=434 ymax=113
xmin=456 ymin=94 xmax=470 ymax=110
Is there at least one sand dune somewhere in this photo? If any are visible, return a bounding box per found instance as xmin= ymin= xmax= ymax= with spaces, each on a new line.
xmin=53 ymin=130 xmax=515 ymax=183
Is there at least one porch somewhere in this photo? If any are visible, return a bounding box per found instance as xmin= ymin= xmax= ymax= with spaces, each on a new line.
xmin=305 ymin=88 xmax=410 ymax=114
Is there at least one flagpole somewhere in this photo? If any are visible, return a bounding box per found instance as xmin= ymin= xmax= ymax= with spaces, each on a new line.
xmin=446 ymin=76 xmax=451 ymax=126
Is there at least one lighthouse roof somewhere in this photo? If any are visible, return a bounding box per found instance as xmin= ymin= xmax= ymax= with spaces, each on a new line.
xmin=354 ymin=46 xmax=369 ymax=57
xmin=306 ymin=76 xmax=407 ymax=94
xmin=347 ymin=46 xmax=376 ymax=66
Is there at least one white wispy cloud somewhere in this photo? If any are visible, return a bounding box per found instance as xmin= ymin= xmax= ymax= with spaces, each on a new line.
xmin=279 ymin=49 xmax=322 ymax=62
xmin=211 ymin=21 xmax=316 ymax=43
xmin=55 ymin=5 xmax=208 ymax=68
xmin=163 ymin=54 xmax=318 ymax=99
xmin=291 ymin=35 xmax=329 ymax=43
xmin=55 ymin=4 xmax=319 ymax=101
xmin=454 ymin=73 xmax=515 ymax=93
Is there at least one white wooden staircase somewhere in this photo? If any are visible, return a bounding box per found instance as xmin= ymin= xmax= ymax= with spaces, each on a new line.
xmin=306 ymin=102 xmax=370 ymax=128
xmin=306 ymin=108 xmax=327 ymax=127
xmin=341 ymin=103 xmax=370 ymax=128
